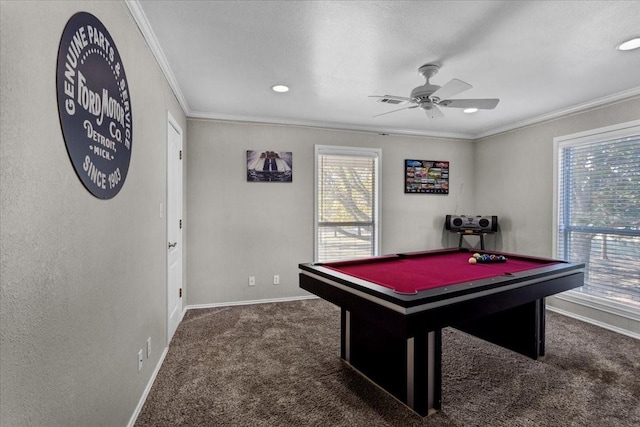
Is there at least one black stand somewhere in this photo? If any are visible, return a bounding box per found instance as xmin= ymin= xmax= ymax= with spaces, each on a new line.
xmin=456 ymin=231 xmax=494 ymax=250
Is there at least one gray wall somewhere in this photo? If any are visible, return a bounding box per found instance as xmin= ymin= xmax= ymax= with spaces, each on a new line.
xmin=475 ymin=96 xmax=640 ymax=256
xmin=186 ymin=120 xmax=474 ymax=305
xmin=474 ymin=96 xmax=640 ymax=334
xmin=187 ymin=97 xmax=640 ymax=332
xmin=1 ymin=1 xmax=186 ymax=425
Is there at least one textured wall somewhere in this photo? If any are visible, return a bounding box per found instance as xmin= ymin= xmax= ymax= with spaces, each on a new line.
xmin=0 ymin=1 xmax=186 ymax=425
xmin=186 ymin=120 xmax=474 ymax=305
xmin=474 ymin=96 xmax=640 ymax=256
xmin=474 ymin=96 xmax=640 ymax=334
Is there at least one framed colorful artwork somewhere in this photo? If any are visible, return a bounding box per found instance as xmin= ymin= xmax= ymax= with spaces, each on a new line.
xmin=404 ymin=159 xmax=449 ymax=194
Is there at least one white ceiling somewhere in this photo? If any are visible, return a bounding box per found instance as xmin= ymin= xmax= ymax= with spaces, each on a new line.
xmin=129 ymin=0 xmax=640 ymax=139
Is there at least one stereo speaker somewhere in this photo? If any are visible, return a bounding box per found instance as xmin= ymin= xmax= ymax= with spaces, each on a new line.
xmin=445 ymin=215 xmax=498 ymax=232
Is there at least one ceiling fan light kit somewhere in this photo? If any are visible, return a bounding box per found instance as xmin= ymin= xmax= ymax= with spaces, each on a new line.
xmin=371 ymin=64 xmax=500 ymax=119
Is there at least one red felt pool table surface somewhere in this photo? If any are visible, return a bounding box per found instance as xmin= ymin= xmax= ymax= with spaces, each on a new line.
xmin=323 ymin=251 xmax=559 ymax=294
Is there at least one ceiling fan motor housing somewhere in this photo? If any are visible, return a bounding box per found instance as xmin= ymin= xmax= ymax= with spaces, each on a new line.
xmin=411 ymin=84 xmax=441 ymax=103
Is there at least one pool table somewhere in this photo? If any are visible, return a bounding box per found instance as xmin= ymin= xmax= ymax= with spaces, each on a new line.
xmin=299 ymin=248 xmax=584 ymax=416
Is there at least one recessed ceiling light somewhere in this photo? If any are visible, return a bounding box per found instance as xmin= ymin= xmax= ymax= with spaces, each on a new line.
xmin=271 ymin=84 xmax=289 ymax=93
xmin=463 ymin=108 xmax=478 ymax=114
xmin=616 ymin=37 xmax=640 ymax=51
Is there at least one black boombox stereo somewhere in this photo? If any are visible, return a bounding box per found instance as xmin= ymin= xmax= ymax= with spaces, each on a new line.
xmin=445 ymin=215 xmax=498 ymax=232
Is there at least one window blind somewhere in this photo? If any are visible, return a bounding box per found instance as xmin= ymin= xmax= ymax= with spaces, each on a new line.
xmin=557 ymin=133 xmax=640 ymax=307
xmin=316 ymin=150 xmax=378 ymax=262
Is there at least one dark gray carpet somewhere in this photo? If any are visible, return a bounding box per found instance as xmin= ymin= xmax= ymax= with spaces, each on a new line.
xmin=135 ymin=299 xmax=640 ymax=426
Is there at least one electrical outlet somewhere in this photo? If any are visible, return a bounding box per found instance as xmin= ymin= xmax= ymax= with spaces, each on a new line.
xmin=146 ymin=337 xmax=151 ymax=358
xmin=138 ymin=349 xmax=143 ymax=372
xmin=273 ymin=275 xmax=280 ymax=285
xmin=248 ymin=276 xmax=255 ymax=287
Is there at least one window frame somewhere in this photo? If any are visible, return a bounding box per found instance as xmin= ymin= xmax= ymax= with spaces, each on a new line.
xmin=552 ymin=119 xmax=640 ymax=321
xmin=314 ymin=145 xmax=382 ymax=262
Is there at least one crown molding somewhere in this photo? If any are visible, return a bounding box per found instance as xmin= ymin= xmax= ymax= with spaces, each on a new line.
xmin=125 ymin=0 xmax=640 ymax=142
xmin=125 ymin=0 xmax=190 ymax=113
xmin=188 ymin=110 xmax=474 ymax=140
xmin=474 ymin=87 xmax=640 ymax=140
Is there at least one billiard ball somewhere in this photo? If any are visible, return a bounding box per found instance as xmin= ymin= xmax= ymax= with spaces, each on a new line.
xmin=468 ymin=257 xmax=477 ymax=264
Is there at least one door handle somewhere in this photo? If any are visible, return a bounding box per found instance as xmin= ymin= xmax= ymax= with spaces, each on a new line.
xmin=168 ymin=242 xmax=177 ymax=249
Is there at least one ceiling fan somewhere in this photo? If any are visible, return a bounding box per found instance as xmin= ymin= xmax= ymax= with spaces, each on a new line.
xmin=370 ymin=64 xmax=499 ymax=119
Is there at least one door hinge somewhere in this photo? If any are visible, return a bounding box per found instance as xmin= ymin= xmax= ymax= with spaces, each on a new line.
xmin=179 ymin=288 xmax=182 ymax=298
xmin=179 ymin=219 xmax=182 ymax=229
xmin=179 ymin=150 xmax=182 ymax=160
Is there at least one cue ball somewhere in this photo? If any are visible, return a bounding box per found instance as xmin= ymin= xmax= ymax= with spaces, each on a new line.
xmin=468 ymin=257 xmax=477 ymax=264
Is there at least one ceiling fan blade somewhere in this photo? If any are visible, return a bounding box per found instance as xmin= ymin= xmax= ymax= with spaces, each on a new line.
xmin=372 ymin=105 xmax=418 ymax=118
xmin=423 ymin=105 xmax=444 ymax=119
xmin=369 ymin=94 xmax=414 ymax=103
xmin=430 ymin=79 xmax=472 ymax=101
xmin=439 ymin=98 xmax=500 ymax=110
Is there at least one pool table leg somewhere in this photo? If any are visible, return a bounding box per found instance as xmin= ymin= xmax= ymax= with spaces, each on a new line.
xmin=341 ymin=308 xmax=442 ymax=416
xmin=340 ymin=309 xmax=349 ymax=360
xmin=409 ymin=329 xmax=442 ymax=415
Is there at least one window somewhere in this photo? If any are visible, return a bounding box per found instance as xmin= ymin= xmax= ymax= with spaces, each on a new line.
xmin=554 ymin=120 xmax=640 ymax=310
xmin=315 ymin=145 xmax=381 ymax=262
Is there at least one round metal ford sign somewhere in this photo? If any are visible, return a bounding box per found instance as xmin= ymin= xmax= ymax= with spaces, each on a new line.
xmin=56 ymin=12 xmax=133 ymax=199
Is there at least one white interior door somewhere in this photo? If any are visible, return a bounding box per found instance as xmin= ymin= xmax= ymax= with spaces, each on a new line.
xmin=167 ymin=113 xmax=183 ymax=343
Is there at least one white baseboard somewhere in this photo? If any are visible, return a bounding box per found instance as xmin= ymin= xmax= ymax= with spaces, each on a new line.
xmin=546 ymin=305 xmax=640 ymax=340
xmin=127 ymin=345 xmax=170 ymax=427
xmin=186 ymin=294 xmax=318 ymax=311
xmin=127 ymin=295 xmax=319 ymax=424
